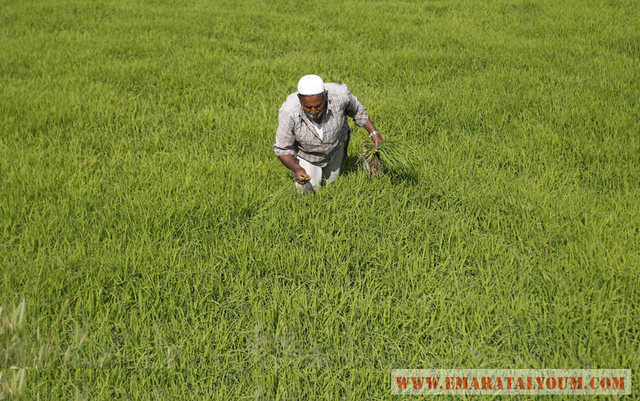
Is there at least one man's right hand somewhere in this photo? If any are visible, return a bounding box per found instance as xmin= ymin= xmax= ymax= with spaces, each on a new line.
xmin=294 ymin=168 xmax=311 ymax=185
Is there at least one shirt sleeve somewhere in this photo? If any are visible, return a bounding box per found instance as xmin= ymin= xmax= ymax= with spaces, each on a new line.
xmin=344 ymin=86 xmax=370 ymax=127
xmin=273 ymin=104 xmax=297 ymax=157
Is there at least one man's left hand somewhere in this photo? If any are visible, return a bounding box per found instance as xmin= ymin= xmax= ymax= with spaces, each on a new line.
xmin=371 ymin=133 xmax=383 ymax=152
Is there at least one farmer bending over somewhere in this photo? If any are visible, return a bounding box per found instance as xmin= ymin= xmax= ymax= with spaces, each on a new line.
xmin=274 ymin=74 xmax=383 ymax=194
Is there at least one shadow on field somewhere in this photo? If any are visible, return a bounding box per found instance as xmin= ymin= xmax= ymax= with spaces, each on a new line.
xmin=341 ymin=154 xmax=360 ymax=176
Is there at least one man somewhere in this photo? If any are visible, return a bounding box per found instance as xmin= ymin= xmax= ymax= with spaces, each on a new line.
xmin=274 ymin=74 xmax=383 ymax=193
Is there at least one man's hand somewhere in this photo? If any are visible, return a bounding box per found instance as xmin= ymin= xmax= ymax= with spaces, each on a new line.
xmin=294 ymin=168 xmax=311 ymax=185
xmin=371 ymin=133 xmax=383 ymax=152
xmin=277 ymin=155 xmax=311 ymax=184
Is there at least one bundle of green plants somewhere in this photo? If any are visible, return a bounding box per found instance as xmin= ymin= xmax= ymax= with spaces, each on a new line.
xmin=358 ymin=139 xmax=418 ymax=178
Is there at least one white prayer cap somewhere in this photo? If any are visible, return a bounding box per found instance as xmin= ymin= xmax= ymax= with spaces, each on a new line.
xmin=297 ymin=74 xmax=325 ymax=96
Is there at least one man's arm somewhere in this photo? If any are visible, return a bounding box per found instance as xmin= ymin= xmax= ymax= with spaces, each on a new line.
xmin=362 ymin=119 xmax=383 ymax=150
xmin=277 ymin=155 xmax=311 ymax=184
xmin=343 ymin=85 xmax=383 ymax=149
xmin=274 ymin=102 xmax=310 ymax=184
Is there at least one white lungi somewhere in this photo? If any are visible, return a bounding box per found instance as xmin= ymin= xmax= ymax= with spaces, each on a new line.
xmin=295 ymin=143 xmax=345 ymax=194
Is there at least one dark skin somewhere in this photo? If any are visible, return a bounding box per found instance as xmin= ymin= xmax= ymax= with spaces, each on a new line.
xmin=278 ymin=90 xmax=383 ymax=184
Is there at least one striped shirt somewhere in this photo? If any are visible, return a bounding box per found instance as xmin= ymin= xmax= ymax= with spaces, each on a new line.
xmin=274 ymin=83 xmax=370 ymax=167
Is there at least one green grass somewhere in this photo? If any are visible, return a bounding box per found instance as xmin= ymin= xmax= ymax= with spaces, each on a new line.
xmin=359 ymin=139 xmax=419 ymax=177
xmin=1 ymin=0 xmax=639 ymax=399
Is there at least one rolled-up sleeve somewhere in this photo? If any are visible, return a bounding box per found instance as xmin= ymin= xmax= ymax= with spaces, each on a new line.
xmin=344 ymin=86 xmax=370 ymax=127
xmin=274 ymin=105 xmax=296 ymax=156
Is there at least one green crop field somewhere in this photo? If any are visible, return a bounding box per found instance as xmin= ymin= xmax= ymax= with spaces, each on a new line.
xmin=1 ymin=0 xmax=639 ymax=399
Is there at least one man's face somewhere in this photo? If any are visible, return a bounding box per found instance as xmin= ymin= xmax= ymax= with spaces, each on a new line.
xmin=299 ymin=91 xmax=327 ymax=121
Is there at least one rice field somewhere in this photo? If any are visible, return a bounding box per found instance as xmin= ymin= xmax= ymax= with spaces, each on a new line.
xmin=1 ymin=0 xmax=639 ymax=399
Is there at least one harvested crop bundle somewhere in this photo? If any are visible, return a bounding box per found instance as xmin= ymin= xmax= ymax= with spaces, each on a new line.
xmin=358 ymin=140 xmax=417 ymax=178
